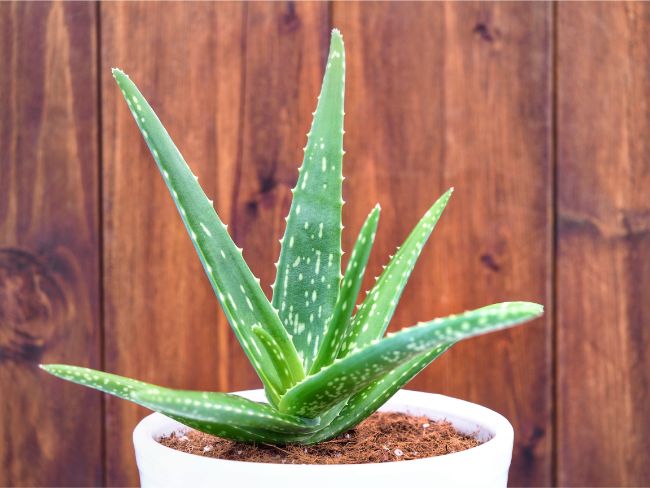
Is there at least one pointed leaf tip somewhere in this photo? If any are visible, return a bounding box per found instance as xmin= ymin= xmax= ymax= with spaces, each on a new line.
xmin=339 ymin=189 xmax=453 ymax=356
xmin=309 ymin=205 xmax=381 ymax=374
xmin=282 ymin=301 xmax=544 ymax=417
xmin=111 ymin=67 xmax=126 ymax=80
xmin=40 ymin=364 xmax=69 ymax=375
xmin=112 ymin=70 xmax=304 ymax=398
xmin=330 ymin=29 xmax=344 ymax=51
xmin=520 ymin=302 xmax=544 ymax=316
xmin=271 ymin=27 xmax=346 ymax=370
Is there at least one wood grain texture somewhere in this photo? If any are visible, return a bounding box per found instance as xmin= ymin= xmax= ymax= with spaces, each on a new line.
xmin=332 ymin=3 xmax=552 ymax=485
xmin=0 ymin=2 xmax=102 ymax=486
xmin=102 ymin=3 xmax=235 ymax=484
xmin=230 ymin=1 xmax=329 ymax=388
xmin=101 ymin=2 xmax=327 ymax=484
xmin=557 ymin=3 xmax=650 ymax=486
xmin=3 ymin=2 xmax=650 ymax=485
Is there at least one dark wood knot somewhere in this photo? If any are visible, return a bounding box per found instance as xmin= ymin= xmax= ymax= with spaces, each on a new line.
xmin=0 ymin=248 xmax=67 ymax=363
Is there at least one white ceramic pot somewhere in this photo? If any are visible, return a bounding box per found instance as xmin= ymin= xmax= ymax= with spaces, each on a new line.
xmin=133 ymin=389 xmax=514 ymax=487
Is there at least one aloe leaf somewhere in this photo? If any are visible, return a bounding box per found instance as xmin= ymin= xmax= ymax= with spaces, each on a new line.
xmin=252 ymin=325 xmax=295 ymax=391
xmin=310 ymin=205 xmax=380 ymax=375
xmin=160 ymin=395 xmax=356 ymax=445
xmin=338 ymin=188 xmax=453 ymax=358
xmin=162 ymin=415 xmax=303 ymax=444
xmin=271 ymin=30 xmax=346 ymax=371
xmin=132 ymin=389 xmax=319 ymax=434
xmin=40 ymin=365 xmax=316 ymax=435
xmin=304 ymin=345 xmax=452 ymax=443
xmin=41 ymin=364 xmax=151 ymax=399
xmin=112 ymin=69 xmax=304 ymax=399
xmin=162 ymin=416 xmax=290 ymax=444
xmin=279 ymin=302 xmax=543 ymax=417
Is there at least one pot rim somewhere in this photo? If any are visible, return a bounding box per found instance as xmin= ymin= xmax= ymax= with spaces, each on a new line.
xmin=133 ymin=389 xmax=513 ymax=470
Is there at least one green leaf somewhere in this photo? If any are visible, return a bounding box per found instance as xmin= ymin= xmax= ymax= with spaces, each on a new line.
xmin=160 ymin=416 xmax=288 ymax=444
xmin=164 ymin=395 xmax=355 ymax=445
xmin=132 ymin=389 xmax=319 ymax=434
xmin=112 ymin=69 xmax=304 ymax=400
xmin=304 ymin=345 xmax=452 ymax=443
xmin=310 ymin=205 xmax=380 ymax=374
xmin=41 ymin=363 xmax=151 ymax=399
xmin=41 ymin=365 xmax=316 ymax=436
xmin=252 ymin=325 xmax=296 ymax=391
xmin=339 ymin=188 xmax=453 ymax=357
xmin=159 ymin=415 xmax=301 ymax=444
xmin=271 ymin=29 xmax=346 ymax=371
xmin=279 ymin=302 xmax=543 ymax=417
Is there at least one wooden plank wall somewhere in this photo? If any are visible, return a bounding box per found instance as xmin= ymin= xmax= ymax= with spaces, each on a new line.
xmin=333 ymin=4 xmax=552 ymax=485
xmin=0 ymin=2 xmax=103 ymax=486
xmin=557 ymin=3 xmax=650 ymax=486
xmin=100 ymin=2 xmax=329 ymax=484
xmin=0 ymin=2 xmax=648 ymax=486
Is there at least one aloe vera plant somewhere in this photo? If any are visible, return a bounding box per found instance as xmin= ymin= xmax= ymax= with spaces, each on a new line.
xmin=42 ymin=29 xmax=543 ymax=445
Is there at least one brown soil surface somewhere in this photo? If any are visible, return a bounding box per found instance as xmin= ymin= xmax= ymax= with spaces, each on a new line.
xmin=158 ymin=412 xmax=481 ymax=464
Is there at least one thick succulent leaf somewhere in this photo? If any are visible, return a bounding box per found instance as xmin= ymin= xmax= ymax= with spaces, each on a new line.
xmin=279 ymin=302 xmax=543 ymax=417
xmin=252 ymin=325 xmax=295 ymax=390
xmin=272 ymin=30 xmax=346 ymax=371
xmin=132 ymin=389 xmax=319 ymax=434
xmin=163 ymin=416 xmax=289 ymax=444
xmin=339 ymin=188 xmax=453 ymax=357
xmin=41 ymin=363 xmax=151 ymax=399
xmin=162 ymin=415 xmax=302 ymax=444
xmin=40 ymin=365 xmax=316 ymax=435
xmin=167 ymin=396 xmax=354 ymax=445
xmin=310 ymin=205 xmax=380 ymax=374
xmin=112 ymin=69 xmax=304 ymax=399
xmin=304 ymin=345 xmax=452 ymax=443
xmin=40 ymin=364 xmax=349 ymax=444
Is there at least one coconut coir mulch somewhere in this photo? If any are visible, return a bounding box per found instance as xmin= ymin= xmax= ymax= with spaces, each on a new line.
xmin=158 ymin=412 xmax=481 ymax=464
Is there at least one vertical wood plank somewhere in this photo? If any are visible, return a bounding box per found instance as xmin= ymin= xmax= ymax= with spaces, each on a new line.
xmin=332 ymin=2 xmax=552 ymax=485
xmin=230 ymin=1 xmax=329 ymax=390
xmin=557 ymin=3 xmax=650 ymax=486
xmin=102 ymin=3 xmax=237 ymax=484
xmin=101 ymin=2 xmax=327 ymax=484
xmin=0 ymin=2 xmax=102 ymax=485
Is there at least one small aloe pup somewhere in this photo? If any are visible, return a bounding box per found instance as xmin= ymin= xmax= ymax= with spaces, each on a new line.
xmin=42 ymin=29 xmax=543 ymax=445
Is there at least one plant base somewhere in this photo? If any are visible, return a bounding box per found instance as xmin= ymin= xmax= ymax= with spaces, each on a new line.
xmin=159 ymin=411 xmax=480 ymax=464
xmin=134 ymin=389 xmax=514 ymax=488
